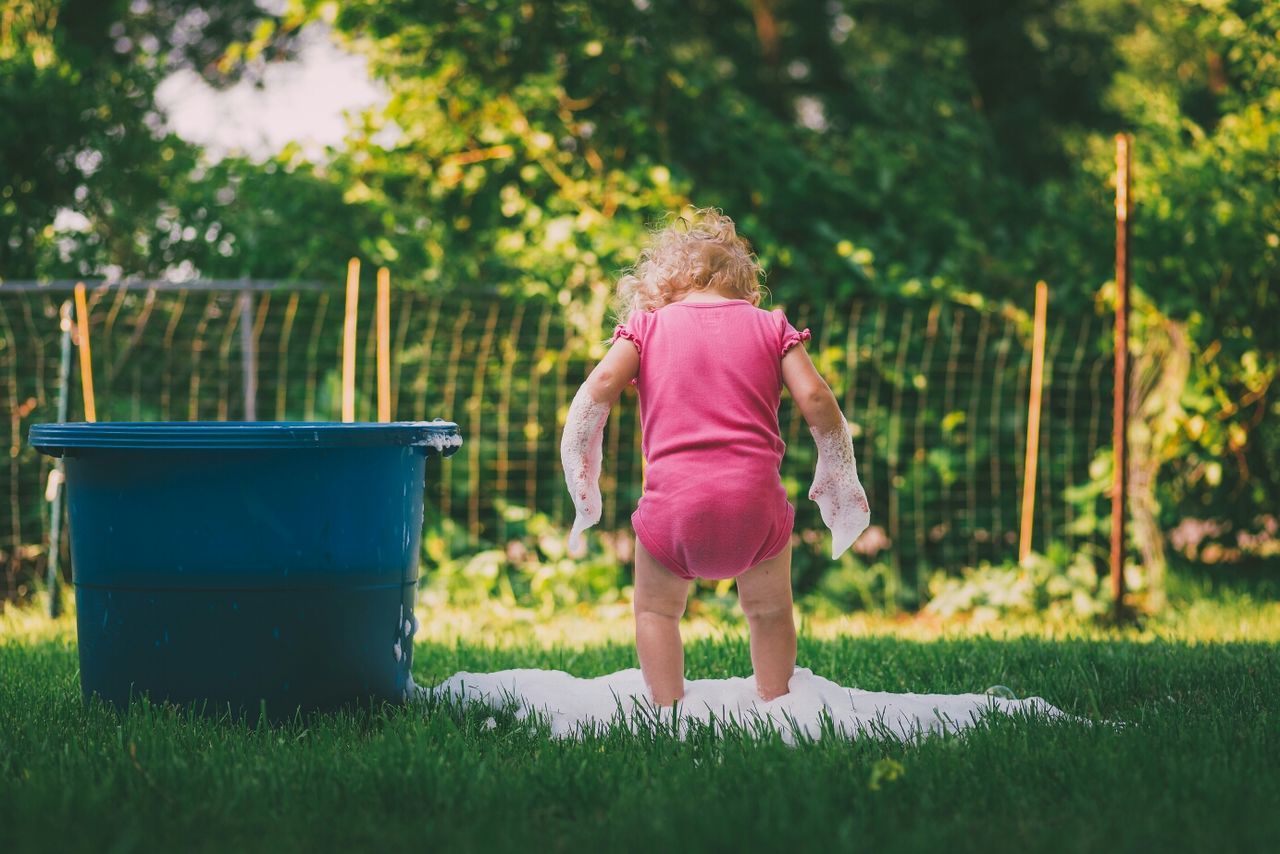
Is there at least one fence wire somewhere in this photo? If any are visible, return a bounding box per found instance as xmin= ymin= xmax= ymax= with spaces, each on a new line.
xmin=0 ymin=283 xmax=1114 ymax=605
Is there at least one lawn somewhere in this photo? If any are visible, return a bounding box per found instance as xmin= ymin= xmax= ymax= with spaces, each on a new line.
xmin=2 ymin=598 xmax=1278 ymax=853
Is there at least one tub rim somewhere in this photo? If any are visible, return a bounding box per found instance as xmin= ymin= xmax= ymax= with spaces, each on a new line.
xmin=29 ymin=420 xmax=462 ymax=456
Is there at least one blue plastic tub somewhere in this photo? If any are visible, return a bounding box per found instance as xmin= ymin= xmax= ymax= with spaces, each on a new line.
xmin=29 ymin=421 xmax=462 ymax=719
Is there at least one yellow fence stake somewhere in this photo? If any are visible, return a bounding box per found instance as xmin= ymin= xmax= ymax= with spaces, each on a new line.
xmin=376 ymin=267 xmax=391 ymax=423
xmin=73 ymin=282 xmax=97 ymax=423
xmin=342 ymin=258 xmax=360 ymax=422
xmin=1019 ymin=280 xmax=1049 ymax=565
xmin=1111 ymin=133 xmax=1133 ymax=614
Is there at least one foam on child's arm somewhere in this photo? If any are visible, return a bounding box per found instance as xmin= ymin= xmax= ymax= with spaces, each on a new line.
xmin=808 ymin=411 xmax=871 ymax=559
xmin=560 ymin=384 xmax=612 ymax=557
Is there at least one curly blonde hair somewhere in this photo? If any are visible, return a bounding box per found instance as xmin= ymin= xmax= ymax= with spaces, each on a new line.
xmin=612 ymin=207 xmax=766 ymax=325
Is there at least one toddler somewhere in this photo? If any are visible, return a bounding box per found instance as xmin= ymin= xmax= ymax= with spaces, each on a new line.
xmin=561 ymin=208 xmax=870 ymax=706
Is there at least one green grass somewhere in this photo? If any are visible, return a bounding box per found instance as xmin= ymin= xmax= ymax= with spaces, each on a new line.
xmin=2 ymin=603 xmax=1278 ymax=853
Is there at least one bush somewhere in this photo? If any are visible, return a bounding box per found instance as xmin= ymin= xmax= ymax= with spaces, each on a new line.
xmin=921 ymin=543 xmax=1142 ymax=623
xmin=421 ymin=502 xmax=628 ymax=614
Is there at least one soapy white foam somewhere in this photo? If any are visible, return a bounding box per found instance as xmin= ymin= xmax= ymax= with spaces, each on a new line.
xmin=560 ymin=386 xmax=611 ymax=557
xmin=427 ymin=667 xmax=1079 ymax=743
xmin=424 ymin=432 xmax=463 ymax=452
xmin=809 ymin=411 xmax=871 ymax=559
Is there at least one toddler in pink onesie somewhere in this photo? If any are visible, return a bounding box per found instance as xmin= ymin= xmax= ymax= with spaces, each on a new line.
xmin=561 ymin=208 xmax=870 ymax=707
xmin=613 ymin=296 xmax=809 ymax=582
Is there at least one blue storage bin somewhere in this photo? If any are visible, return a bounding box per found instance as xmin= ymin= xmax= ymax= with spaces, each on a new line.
xmin=29 ymin=421 xmax=461 ymax=719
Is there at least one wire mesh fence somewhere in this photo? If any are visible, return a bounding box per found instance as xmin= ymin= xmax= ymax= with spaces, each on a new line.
xmin=0 ymin=281 xmax=1114 ymax=605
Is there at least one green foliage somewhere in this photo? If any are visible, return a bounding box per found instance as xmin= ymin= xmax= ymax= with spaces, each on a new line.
xmin=923 ymin=544 xmax=1128 ymax=623
xmin=295 ymin=0 xmax=1278 ymax=583
xmin=804 ymin=554 xmax=898 ymax=616
xmin=1101 ymin=0 xmax=1280 ymax=538
xmin=299 ymin=0 xmax=1121 ymax=307
xmin=422 ymin=502 xmax=628 ymax=613
xmin=3 ymin=0 xmax=1276 ymax=606
xmin=0 ymin=0 xmax=299 ymax=278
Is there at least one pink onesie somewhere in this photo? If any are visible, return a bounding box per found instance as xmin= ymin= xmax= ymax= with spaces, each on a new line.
xmin=611 ymin=299 xmax=811 ymax=581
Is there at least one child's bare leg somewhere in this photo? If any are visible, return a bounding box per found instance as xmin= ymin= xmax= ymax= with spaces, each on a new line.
xmin=735 ymin=544 xmax=796 ymax=701
xmin=632 ymin=535 xmax=690 ymax=706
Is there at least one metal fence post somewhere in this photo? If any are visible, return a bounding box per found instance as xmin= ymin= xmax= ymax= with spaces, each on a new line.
xmin=239 ymin=286 xmax=258 ymax=421
xmin=44 ymin=302 xmax=74 ymax=617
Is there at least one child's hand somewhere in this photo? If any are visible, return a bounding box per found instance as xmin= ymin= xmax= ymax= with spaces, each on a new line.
xmin=567 ymin=421 xmax=603 ymax=558
xmin=567 ymin=485 xmax=601 ymax=558
xmin=809 ymin=463 xmax=871 ymax=560
xmin=808 ymin=413 xmax=871 ymax=560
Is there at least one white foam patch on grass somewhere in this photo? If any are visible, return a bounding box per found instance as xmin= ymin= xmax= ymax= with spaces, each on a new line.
xmin=427 ymin=668 xmax=1077 ymax=744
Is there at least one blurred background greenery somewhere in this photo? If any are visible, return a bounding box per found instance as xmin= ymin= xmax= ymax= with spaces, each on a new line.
xmin=1 ymin=0 xmax=1275 ymax=620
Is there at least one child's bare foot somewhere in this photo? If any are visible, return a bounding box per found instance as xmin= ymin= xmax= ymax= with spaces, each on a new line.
xmin=649 ymin=686 xmax=685 ymax=708
xmin=756 ymin=683 xmax=790 ymax=702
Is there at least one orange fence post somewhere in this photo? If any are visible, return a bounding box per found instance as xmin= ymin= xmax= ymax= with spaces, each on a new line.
xmin=1019 ymin=280 xmax=1049 ymax=565
xmin=342 ymin=258 xmax=360 ymax=423
xmin=376 ymin=267 xmax=391 ymax=423
xmin=1111 ymin=133 xmax=1133 ymax=614
xmin=73 ymin=282 xmax=97 ymax=423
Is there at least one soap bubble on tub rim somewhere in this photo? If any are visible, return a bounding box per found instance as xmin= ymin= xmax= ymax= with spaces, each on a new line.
xmin=423 ymin=431 xmax=463 ymax=452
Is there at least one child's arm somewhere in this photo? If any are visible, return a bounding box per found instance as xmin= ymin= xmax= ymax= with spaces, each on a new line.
xmin=781 ymin=345 xmax=871 ymax=559
xmin=560 ymin=338 xmax=640 ymax=556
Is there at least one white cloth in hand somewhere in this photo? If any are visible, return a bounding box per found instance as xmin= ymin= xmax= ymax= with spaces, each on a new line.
xmin=560 ymin=385 xmax=611 ymax=557
xmin=808 ymin=412 xmax=871 ymax=559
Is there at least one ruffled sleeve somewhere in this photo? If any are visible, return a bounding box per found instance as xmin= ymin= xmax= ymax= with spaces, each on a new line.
xmin=610 ymin=313 xmax=646 ymax=387
xmin=611 ymin=323 xmax=642 ymax=356
xmin=781 ymin=327 xmax=811 ymax=356
xmin=775 ymin=309 xmax=811 ymax=357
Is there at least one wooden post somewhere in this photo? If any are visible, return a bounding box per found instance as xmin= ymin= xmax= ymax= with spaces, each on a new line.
xmin=238 ymin=288 xmax=258 ymax=421
xmin=342 ymin=258 xmax=360 ymax=423
xmin=73 ymin=282 xmax=97 ymax=423
xmin=1111 ymin=133 xmax=1132 ymax=613
xmin=1019 ymin=280 xmax=1049 ymax=566
xmin=376 ymin=267 xmax=391 ymax=423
